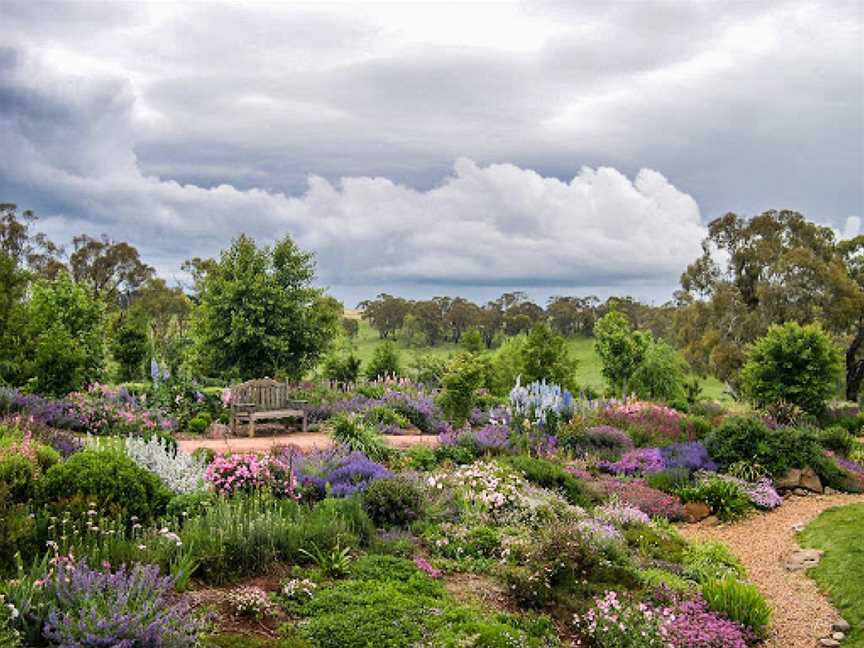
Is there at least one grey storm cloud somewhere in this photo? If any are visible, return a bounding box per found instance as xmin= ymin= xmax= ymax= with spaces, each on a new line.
xmin=0 ymin=0 xmax=860 ymax=303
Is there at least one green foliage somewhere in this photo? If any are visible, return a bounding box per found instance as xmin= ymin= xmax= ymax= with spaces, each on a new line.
xmin=405 ymin=445 xmax=439 ymax=471
xmin=675 ymin=476 xmax=752 ymax=522
xmin=187 ymin=411 xmax=212 ymax=434
xmin=166 ymin=490 xmax=215 ymax=519
xmin=299 ymin=540 xmax=353 ymax=578
xmin=206 ymin=633 xmax=311 ymax=648
xmin=362 ymin=477 xmax=423 ymax=527
xmin=740 ymin=321 xmax=842 ymax=415
xmin=38 ymin=448 xmax=172 ymax=523
xmin=191 ymin=234 xmax=338 ymax=381
xmin=365 ymin=341 xmax=401 ymax=380
xmin=629 ymin=339 xmax=688 ymax=402
xmin=0 ymin=454 xmax=38 ymax=503
xmin=819 ymin=426 xmax=855 ymax=457
xmin=645 ymin=468 xmax=692 ymax=494
xmin=111 ymin=312 xmax=150 ymax=382
xmin=23 ymin=275 xmax=106 ymax=396
xmin=681 ymin=540 xmax=745 ymax=583
xmin=519 ymin=323 xmax=578 ymax=389
xmin=328 ymin=412 xmax=390 ymax=462
xmin=438 ymin=352 xmax=487 ymax=425
xmin=499 ymin=455 xmax=593 ymax=507
xmin=348 ymin=554 xmax=422 ymax=583
xmin=701 ymin=577 xmax=772 ymax=638
xmin=324 ymin=353 xmax=362 ymax=384
xmin=460 ymin=327 xmax=485 ymax=353
xmin=593 ymin=311 xmax=650 ymax=397
xmin=623 ymin=524 xmax=686 ymax=564
xmin=0 ymin=484 xmax=36 ymax=576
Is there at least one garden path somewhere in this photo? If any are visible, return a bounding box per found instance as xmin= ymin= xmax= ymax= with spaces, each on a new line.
xmin=679 ymin=492 xmax=864 ymax=648
xmin=177 ymin=431 xmax=439 ymax=455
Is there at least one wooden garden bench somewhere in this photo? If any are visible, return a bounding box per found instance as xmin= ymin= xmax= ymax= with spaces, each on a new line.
xmin=229 ymin=378 xmax=308 ymax=437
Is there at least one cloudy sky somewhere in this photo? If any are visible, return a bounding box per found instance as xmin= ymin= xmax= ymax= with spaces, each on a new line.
xmin=1 ymin=1 xmax=861 ymax=306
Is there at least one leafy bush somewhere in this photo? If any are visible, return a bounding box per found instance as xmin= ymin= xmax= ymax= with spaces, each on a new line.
xmin=325 ymin=353 xmax=362 ymax=384
xmin=0 ymin=484 xmax=36 ymax=576
xmin=438 ymin=353 xmax=487 ymax=426
xmin=328 ymin=412 xmax=390 ymax=462
xmin=701 ymin=576 xmax=772 ymax=638
xmin=166 ymin=490 xmax=216 ymax=519
xmin=125 ymin=435 xmax=208 ymax=494
xmin=820 ymin=426 xmax=855 ymax=456
xmin=740 ymin=321 xmax=842 ymax=416
xmin=645 ymin=467 xmax=693 ymax=494
xmin=365 ymin=342 xmax=401 ymax=380
xmin=500 ymin=455 xmax=593 ymax=507
xmin=519 ymin=322 xmax=578 ymax=390
xmin=0 ymin=454 xmax=37 ymax=503
xmin=559 ymin=424 xmax=633 ymax=459
xmin=0 ymin=593 xmax=20 ymax=648
xmin=41 ymin=560 xmax=207 ymax=647
xmin=629 ymin=339 xmax=688 ymax=402
xmin=676 ymin=475 xmax=753 ymax=522
xmin=363 ymin=477 xmax=423 ymax=527
xmin=585 ymin=476 xmax=686 ymax=521
xmin=39 ymin=448 xmax=172 ymax=522
xmin=682 ymin=540 xmax=745 ymax=583
xmin=187 ymin=412 xmax=212 ymax=434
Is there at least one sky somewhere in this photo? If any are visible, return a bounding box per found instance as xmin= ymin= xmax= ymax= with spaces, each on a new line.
xmin=1 ymin=0 xmax=861 ymax=307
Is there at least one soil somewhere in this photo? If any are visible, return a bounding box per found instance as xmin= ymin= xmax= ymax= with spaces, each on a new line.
xmin=177 ymin=430 xmax=439 ymax=455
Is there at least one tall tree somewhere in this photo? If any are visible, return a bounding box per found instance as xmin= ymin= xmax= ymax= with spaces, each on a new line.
xmin=357 ymin=293 xmax=410 ymax=339
xmin=191 ymin=234 xmax=338 ymax=381
xmin=69 ymin=234 xmax=154 ymax=307
xmin=676 ymin=210 xmax=864 ymax=400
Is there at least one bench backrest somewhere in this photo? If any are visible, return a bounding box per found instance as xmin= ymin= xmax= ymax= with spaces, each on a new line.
xmin=231 ymin=378 xmax=289 ymax=410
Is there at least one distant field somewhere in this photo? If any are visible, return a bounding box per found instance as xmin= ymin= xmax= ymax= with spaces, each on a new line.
xmin=341 ymin=319 xmax=731 ymax=401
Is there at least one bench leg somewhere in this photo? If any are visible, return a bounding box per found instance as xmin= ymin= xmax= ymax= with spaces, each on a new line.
xmin=249 ymin=419 xmax=255 ymax=438
xmin=302 ymin=413 xmax=307 ymax=433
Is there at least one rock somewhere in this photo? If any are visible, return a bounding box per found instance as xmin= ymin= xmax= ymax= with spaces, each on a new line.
xmin=825 ymin=486 xmax=837 ymax=495
xmin=833 ymin=631 xmax=846 ymax=640
xmin=833 ymin=620 xmax=851 ymax=632
xmin=777 ymin=468 xmax=802 ymax=490
xmin=819 ymin=639 xmax=840 ymax=647
xmin=685 ymin=501 xmax=711 ymax=522
xmin=785 ymin=548 xmax=823 ymax=571
xmin=205 ymin=422 xmax=231 ymax=439
xmin=794 ymin=488 xmax=810 ymax=496
xmin=801 ymin=466 xmax=824 ymax=493
xmin=703 ymin=515 xmax=721 ymax=527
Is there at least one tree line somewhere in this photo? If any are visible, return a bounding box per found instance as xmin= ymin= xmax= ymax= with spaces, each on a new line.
xmin=1 ymin=202 xmax=861 ymax=402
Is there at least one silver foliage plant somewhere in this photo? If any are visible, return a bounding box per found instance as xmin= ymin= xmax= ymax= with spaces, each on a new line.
xmin=124 ymin=436 xmax=207 ymax=494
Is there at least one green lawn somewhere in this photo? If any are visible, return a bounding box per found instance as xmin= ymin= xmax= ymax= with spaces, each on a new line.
xmin=798 ymin=503 xmax=864 ymax=647
xmin=340 ymin=320 xmax=730 ymax=401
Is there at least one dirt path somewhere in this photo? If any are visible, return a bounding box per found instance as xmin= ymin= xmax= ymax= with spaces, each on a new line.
xmin=678 ymin=492 xmax=864 ymax=648
xmin=177 ymin=431 xmax=439 ymax=454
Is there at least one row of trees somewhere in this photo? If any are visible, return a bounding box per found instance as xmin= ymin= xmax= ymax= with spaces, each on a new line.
xmin=358 ymin=291 xmax=668 ymax=348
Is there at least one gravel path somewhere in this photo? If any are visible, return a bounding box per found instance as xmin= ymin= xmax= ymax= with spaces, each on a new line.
xmin=177 ymin=431 xmax=439 ymax=454
xmin=679 ymin=492 xmax=864 ymax=648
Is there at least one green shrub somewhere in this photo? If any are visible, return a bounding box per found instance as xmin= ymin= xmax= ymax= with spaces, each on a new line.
xmin=637 ymin=568 xmax=693 ymax=593
xmin=33 ymin=444 xmax=61 ymax=472
xmin=0 ymin=454 xmax=38 ymax=503
xmin=362 ymin=477 xmax=423 ymax=527
xmin=166 ymin=490 xmax=216 ymax=519
xmin=438 ymin=353 xmax=486 ymax=426
xmin=348 ymin=554 xmax=423 ymax=583
xmin=192 ymin=447 xmax=216 ymax=464
xmin=701 ymin=576 xmax=772 ymax=638
xmin=500 ymin=455 xmax=593 ymax=507
xmin=365 ymin=342 xmax=401 ymax=380
xmin=0 ymin=590 xmax=21 ymax=648
xmin=324 ymin=353 xmax=362 ymax=384
xmin=622 ymin=524 xmax=686 ymax=563
xmin=187 ymin=412 xmax=212 ymax=434
xmin=676 ymin=477 xmax=752 ymax=522
xmin=740 ymin=321 xmax=842 ymax=416
xmin=405 ymin=445 xmax=439 ymax=471
xmin=645 ymin=467 xmax=692 ymax=494
xmin=462 ymin=525 xmax=502 ymax=558
xmin=503 ymin=565 xmax=552 ymax=609
xmin=629 ymin=339 xmax=688 ymax=402
xmin=681 ymin=540 xmax=744 ymax=583
xmin=38 ymin=448 xmax=171 ymax=523
xmin=328 ymin=412 xmax=390 ymax=462
xmin=820 ymin=426 xmax=855 ymax=457
xmin=433 ymin=443 xmax=476 ymax=466
xmin=0 ymin=484 xmax=36 ymax=576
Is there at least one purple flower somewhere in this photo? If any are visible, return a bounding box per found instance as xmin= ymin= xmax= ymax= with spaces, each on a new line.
xmin=599 ymin=448 xmax=666 ymax=476
xmin=661 ymin=442 xmax=717 ymax=473
xmin=295 ymin=448 xmax=391 ymax=497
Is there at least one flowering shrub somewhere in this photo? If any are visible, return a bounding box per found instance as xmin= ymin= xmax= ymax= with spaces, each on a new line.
xmin=584 ymin=425 xmax=635 ymax=455
xmin=227 ymin=586 xmax=273 ymax=618
xmin=0 ymin=593 xmax=20 ymax=648
xmin=594 ymin=499 xmax=651 ymax=527
xmin=574 ymin=588 xmax=753 ymax=648
xmin=601 ymin=400 xmax=688 ymax=444
xmin=715 ymin=475 xmax=781 ymax=510
xmin=661 ymin=442 xmax=717 ymax=473
xmin=439 ymin=423 xmax=512 ymax=455
xmin=125 ymin=435 xmax=207 ymax=494
xmin=295 ymin=448 xmax=390 ymax=498
xmin=0 ymin=415 xmax=83 ymax=458
xmin=574 ymin=518 xmax=624 ymax=544
xmin=509 ymin=378 xmax=574 ymax=426
xmin=203 ymin=452 xmax=297 ymax=498
xmin=414 ymin=557 xmax=442 ymax=578
xmin=42 ymin=559 xmax=206 ymax=647
xmin=428 ymin=460 xmax=570 ymax=526
xmin=599 ymin=448 xmax=665 ymax=476
xmin=580 ymin=474 xmax=686 ymax=521
xmin=281 ymin=577 xmax=317 ymax=601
